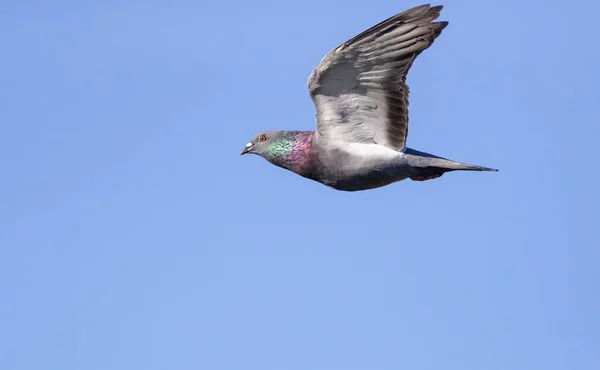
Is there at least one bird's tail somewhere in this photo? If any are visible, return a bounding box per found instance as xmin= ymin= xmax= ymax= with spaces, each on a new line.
xmin=403 ymin=147 xmax=498 ymax=174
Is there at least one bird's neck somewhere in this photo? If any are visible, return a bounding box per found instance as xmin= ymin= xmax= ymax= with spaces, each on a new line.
xmin=265 ymin=131 xmax=314 ymax=174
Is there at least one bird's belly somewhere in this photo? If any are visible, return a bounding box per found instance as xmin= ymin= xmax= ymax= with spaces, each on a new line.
xmin=328 ymin=169 xmax=410 ymax=191
xmin=325 ymin=158 xmax=412 ymax=191
xmin=311 ymin=142 xmax=413 ymax=191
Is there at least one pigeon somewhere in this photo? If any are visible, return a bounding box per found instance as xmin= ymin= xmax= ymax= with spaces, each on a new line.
xmin=240 ymin=4 xmax=497 ymax=191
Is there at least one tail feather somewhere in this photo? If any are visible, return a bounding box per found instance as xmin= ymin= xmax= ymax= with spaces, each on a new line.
xmin=432 ymin=161 xmax=498 ymax=172
xmin=403 ymin=147 xmax=498 ymax=173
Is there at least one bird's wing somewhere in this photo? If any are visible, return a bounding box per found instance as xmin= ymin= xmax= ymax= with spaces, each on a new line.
xmin=308 ymin=4 xmax=447 ymax=151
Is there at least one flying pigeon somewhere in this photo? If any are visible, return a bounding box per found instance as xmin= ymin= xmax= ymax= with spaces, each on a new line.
xmin=241 ymin=4 xmax=497 ymax=191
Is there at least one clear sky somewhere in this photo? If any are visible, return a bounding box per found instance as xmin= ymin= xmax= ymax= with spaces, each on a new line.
xmin=1 ymin=1 xmax=599 ymax=369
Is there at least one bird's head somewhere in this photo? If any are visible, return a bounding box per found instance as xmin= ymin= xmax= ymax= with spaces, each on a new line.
xmin=240 ymin=131 xmax=291 ymax=158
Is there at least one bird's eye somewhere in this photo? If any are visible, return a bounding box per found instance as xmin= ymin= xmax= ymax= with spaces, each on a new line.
xmin=259 ymin=135 xmax=267 ymax=142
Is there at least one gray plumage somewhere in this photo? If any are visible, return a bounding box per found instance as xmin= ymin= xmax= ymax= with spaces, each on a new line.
xmin=241 ymin=4 xmax=497 ymax=191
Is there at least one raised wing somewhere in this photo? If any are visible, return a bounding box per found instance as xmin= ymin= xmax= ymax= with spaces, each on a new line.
xmin=308 ymin=4 xmax=447 ymax=151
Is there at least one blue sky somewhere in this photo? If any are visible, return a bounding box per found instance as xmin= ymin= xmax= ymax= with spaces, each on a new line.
xmin=1 ymin=1 xmax=599 ymax=369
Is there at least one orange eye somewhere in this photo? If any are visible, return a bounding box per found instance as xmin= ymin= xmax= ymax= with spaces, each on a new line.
xmin=259 ymin=134 xmax=267 ymax=142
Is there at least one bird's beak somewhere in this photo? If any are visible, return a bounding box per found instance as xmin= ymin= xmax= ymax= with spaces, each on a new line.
xmin=240 ymin=143 xmax=253 ymax=155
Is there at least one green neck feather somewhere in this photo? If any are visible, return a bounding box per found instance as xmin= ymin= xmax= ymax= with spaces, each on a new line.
xmin=265 ymin=138 xmax=294 ymax=162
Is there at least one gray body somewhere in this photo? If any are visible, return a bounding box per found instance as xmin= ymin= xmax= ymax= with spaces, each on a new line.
xmin=307 ymin=139 xmax=494 ymax=191
xmin=241 ymin=5 xmax=497 ymax=191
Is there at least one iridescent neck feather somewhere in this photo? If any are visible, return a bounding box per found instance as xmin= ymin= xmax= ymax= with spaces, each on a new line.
xmin=263 ymin=131 xmax=313 ymax=174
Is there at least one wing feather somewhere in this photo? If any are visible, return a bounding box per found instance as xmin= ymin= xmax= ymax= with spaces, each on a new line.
xmin=308 ymin=4 xmax=448 ymax=151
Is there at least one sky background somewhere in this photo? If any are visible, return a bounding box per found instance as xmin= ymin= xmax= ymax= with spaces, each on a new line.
xmin=1 ymin=0 xmax=599 ymax=369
